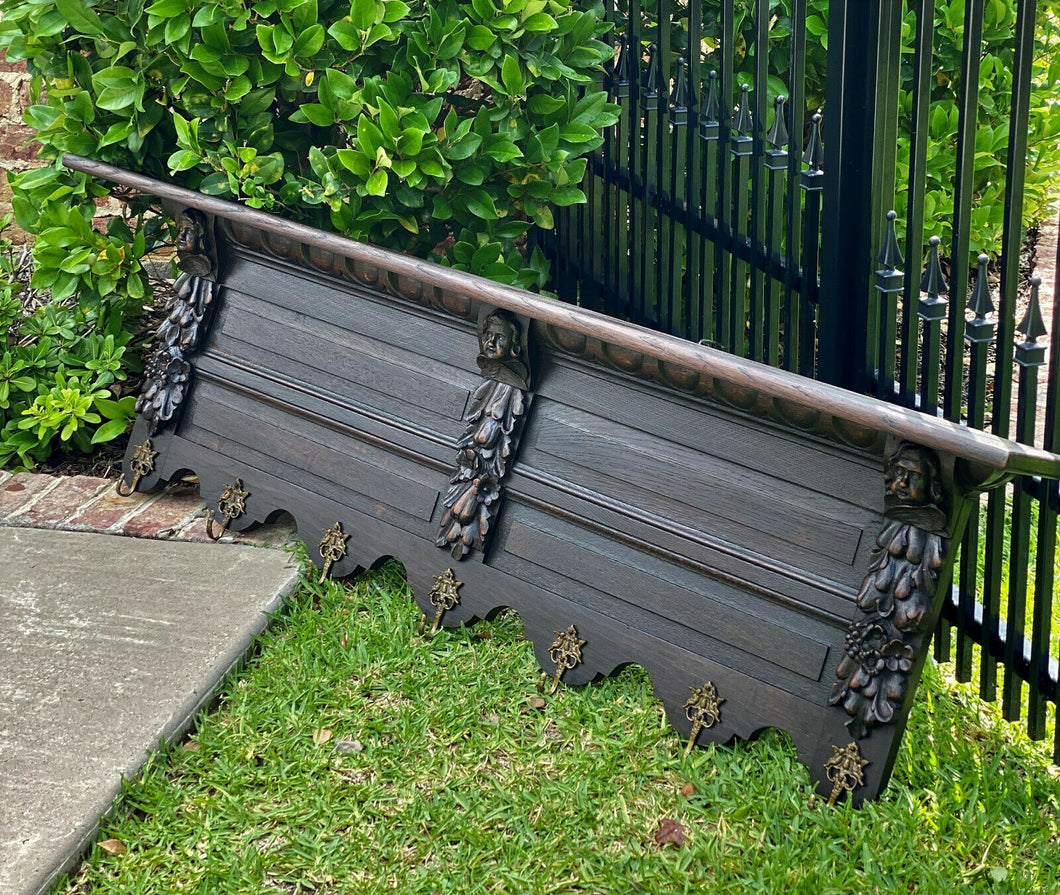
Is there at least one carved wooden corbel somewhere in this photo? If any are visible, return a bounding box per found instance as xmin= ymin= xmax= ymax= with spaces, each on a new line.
xmin=829 ymin=442 xmax=957 ymax=737
xmin=135 ymin=209 xmax=219 ymax=435
xmin=436 ymin=309 xmax=532 ymax=560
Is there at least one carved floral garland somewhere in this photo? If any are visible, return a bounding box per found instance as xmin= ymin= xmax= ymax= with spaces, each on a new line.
xmin=829 ymin=444 xmax=950 ymax=738
xmin=136 ymin=210 xmax=217 ymax=434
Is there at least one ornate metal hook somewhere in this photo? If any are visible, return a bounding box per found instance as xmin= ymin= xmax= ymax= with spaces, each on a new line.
xmin=536 ymin=625 xmax=586 ymax=695
xmin=317 ymin=521 xmax=350 ymax=582
xmin=683 ymin=681 xmax=724 ymax=755
xmin=824 ymin=742 xmax=870 ymax=806
xmin=418 ymin=569 xmax=463 ymax=636
xmin=116 ymin=439 xmax=158 ymax=497
xmin=206 ymin=479 xmax=249 ymax=540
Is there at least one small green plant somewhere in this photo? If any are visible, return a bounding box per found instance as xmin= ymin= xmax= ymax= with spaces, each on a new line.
xmin=0 ymin=216 xmax=139 ymax=469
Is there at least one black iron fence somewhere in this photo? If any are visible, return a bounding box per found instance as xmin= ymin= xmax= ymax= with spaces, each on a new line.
xmin=542 ymin=0 xmax=1060 ymax=760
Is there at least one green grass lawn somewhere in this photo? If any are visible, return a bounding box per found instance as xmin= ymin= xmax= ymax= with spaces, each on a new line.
xmin=61 ymin=557 xmax=1060 ymax=895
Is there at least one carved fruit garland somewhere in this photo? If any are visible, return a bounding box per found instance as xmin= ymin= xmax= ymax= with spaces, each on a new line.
xmin=437 ymin=310 xmax=530 ymax=559
xmin=136 ymin=210 xmax=218 ymax=434
xmin=829 ymin=444 xmax=951 ymax=738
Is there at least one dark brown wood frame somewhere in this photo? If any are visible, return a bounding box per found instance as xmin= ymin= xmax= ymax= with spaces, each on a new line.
xmin=64 ymin=155 xmax=1060 ymax=805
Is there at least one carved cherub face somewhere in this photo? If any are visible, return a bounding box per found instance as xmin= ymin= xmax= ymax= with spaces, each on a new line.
xmin=885 ymin=446 xmax=942 ymax=508
xmin=176 ymin=212 xmax=204 ymax=255
xmin=479 ymin=313 xmax=519 ymax=362
xmin=887 ymin=455 xmax=927 ymax=504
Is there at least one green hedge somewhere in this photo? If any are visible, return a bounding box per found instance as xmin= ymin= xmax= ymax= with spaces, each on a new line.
xmin=1 ymin=0 xmax=618 ymax=288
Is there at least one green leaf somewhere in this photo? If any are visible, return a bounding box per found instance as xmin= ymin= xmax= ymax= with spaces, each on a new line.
xmin=382 ymin=0 xmax=410 ymax=22
xmin=398 ymin=127 xmax=423 ymax=156
xmin=168 ymin=149 xmax=201 ymax=172
xmin=548 ymin=187 xmax=585 ymax=206
xmin=96 ymin=85 xmax=142 ymax=112
xmin=93 ymin=396 xmax=133 ymax=420
xmin=90 ymin=418 xmax=131 ymax=444
xmin=351 ymin=0 xmax=380 ymax=30
xmin=337 ymin=148 xmax=372 ymax=176
xmin=528 ymin=94 xmax=565 ymax=115
xmin=444 ymin=133 xmax=482 ymax=160
xmin=533 ymin=204 xmax=554 ymax=228
xmin=522 ymin=12 xmax=556 ymax=31
xmin=501 ymin=55 xmax=523 ymax=96
xmin=464 ymin=189 xmax=498 ymax=220
xmin=22 ymin=105 xmax=61 ymax=131
xmin=146 ymin=0 xmax=188 ymax=15
xmin=328 ymin=19 xmax=361 ymax=50
xmin=467 ymin=25 xmax=496 ymax=50
xmin=292 ymin=24 xmax=325 ymax=58
xmin=365 ymin=168 xmax=388 ymax=196
xmin=559 ymin=122 xmax=600 ymax=143
xmin=56 ymin=0 xmax=105 ymax=35
xmin=299 ymin=103 xmax=335 ymax=127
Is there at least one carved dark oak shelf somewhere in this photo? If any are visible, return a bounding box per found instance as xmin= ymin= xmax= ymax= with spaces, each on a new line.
xmin=64 ymin=155 xmax=1060 ymax=805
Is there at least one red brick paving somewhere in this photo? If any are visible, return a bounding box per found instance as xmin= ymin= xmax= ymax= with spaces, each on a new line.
xmin=6 ymin=475 xmax=110 ymax=527
xmin=119 ymin=485 xmax=211 ymax=539
xmin=65 ymin=483 xmax=154 ymax=531
xmin=0 ymin=473 xmax=296 ymax=546
xmin=0 ymin=473 xmax=60 ymax=519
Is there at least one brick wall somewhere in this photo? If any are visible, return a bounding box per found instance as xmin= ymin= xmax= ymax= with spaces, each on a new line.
xmin=0 ymin=51 xmax=39 ymax=241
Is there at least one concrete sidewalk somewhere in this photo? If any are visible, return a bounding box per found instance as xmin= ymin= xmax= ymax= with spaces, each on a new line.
xmin=0 ymin=477 xmax=301 ymax=895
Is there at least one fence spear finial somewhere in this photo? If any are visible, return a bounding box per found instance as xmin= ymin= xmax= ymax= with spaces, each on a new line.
xmin=967 ymin=253 xmax=995 ymax=319
xmin=767 ymin=95 xmax=789 ymax=149
xmin=803 ymin=111 xmax=824 ymax=173
xmin=876 ymin=210 xmax=904 ymax=272
xmin=671 ymin=58 xmax=691 ymax=125
xmin=641 ymin=43 xmax=661 ymax=111
xmin=701 ymin=70 xmax=720 ymax=123
xmin=1015 ymin=275 xmax=1048 ymax=367
xmin=733 ymin=83 xmax=753 ymax=136
xmin=1016 ymin=275 xmax=1048 ymax=344
xmin=613 ymin=32 xmax=632 ymax=99
xmin=920 ymin=235 xmax=948 ymax=299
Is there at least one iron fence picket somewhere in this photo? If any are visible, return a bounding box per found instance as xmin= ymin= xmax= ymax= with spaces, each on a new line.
xmin=683 ymin=20 xmax=703 ymax=342
xmin=700 ymin=72 xmax=721 ymax=347
xmin=1002 ymin=284 xmax=1045 ymax=720
xmin=715 ymin=0 xmax=735 ymax=353
xmin=918 ymin=237 xmax=953 ymax=664
xmin=941 ymin=0 xmax=984 ymax=425
xmin=763 ymin=96 xmax=789 ymax=367
xmin=668 ymin=60 xmax=690 ymax=338
xmin=730 ymin=85 xmax=753 ymax=358
xmin=1034 ymin=236 xmax=1060 ymax=746
xmin=957 ymin=256 xmax=996 ymax=683
xmin=782 ymin=0 xmax=807 ymax=373
xmin=747 ymin=0 xmax=770 ymax=362
xmin=898 ymin=0 xmax=936 ymax=406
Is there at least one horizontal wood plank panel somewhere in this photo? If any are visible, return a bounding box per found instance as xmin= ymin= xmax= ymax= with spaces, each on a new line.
xmin=182 ymin=379 xmax=444 ymax=522
xmin=222 ymin=252 xmax=477 ymax=370
xmin=522 ymin=401 xmax=866 ymax=566
xmin=505 ymin=469 xmax=861 ymax=622
xmin=192 ymin=354 xmax=457 ymax=468
xmin=208 ymin=295 xmax=472 ymax=437
xmin=500 ymin=518 xmax=833 ymax=681
xmin=539 ymin=356 xmax=882 ymax=508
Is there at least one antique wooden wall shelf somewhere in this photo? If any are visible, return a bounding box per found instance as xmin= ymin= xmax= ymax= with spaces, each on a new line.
xmin=64 ymin=155 xmax=1060 ymax=805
